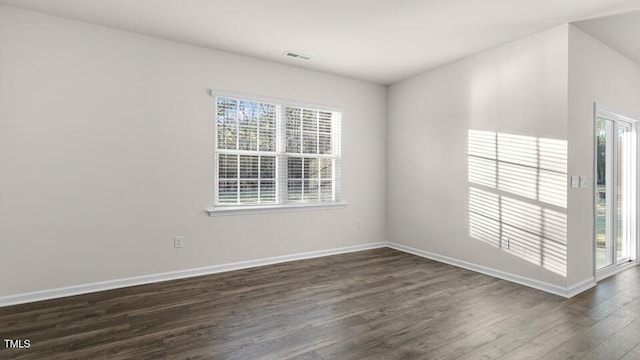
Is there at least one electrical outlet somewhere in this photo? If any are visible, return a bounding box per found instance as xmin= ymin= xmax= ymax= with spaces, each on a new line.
xmin=357 ymin=220 xmax=363 ymax=230
xmin=174 ymin=236 xmax=184 ymax=248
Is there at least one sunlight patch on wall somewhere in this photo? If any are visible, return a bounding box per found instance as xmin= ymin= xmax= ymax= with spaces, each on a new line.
xmin=468 ymin=157 xmax=496 ymax=188
xmin=468 ymin=130 xmax=567 ymax=208
xmin=498 ymin=162 xmax=537 ymax=200
xmin=467 ymin=130 xmax=567 ymax=277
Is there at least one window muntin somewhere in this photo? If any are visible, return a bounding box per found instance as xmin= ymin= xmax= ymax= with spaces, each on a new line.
xmin=217 ymin=154 xmax=276 ymax=205
xmin=215 ymin=95 xmax=340 ymax=208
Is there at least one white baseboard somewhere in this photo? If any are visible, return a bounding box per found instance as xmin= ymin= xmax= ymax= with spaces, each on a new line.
xmin=0 ymin=242 xmax=387 ymax=307
xmin=0 ymin=241 xmax=599 ymax=307
xmin=567 ymin=277 xmax=597 ymax=297
xmin=386 ymin=242 xmax=583 ymax=298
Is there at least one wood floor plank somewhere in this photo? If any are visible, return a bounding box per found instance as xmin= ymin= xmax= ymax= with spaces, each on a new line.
xmin=1 ymin=248 xmax=639 ymax=359
xmin=497 ymin=320 xmax=586 ymax=360
xmin=534 ymin=308 xmax=640 ymax=360
xmin=581 ymin=319 xmax=640 ymax=360
xmin=621 ymin=343 xmax=640 ymax=360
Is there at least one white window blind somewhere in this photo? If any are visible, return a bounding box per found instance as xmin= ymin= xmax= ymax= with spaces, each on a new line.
xmin=214 ymin=94 xmax=341 ymax=209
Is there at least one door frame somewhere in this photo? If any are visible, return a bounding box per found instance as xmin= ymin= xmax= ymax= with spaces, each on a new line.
xmin=593 ymin=104 xmax=639 ymax=282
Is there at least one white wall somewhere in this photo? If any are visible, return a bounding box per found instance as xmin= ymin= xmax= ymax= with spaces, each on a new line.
xmin=387 ymin=26 xmax=570 ymax=287
xmin=0 ymin=6 xmax=387 ymax=297
xmin=4 ymin=5 xmax=639 ymax=301
xmin=567 ymin=25 xmax=640 ymax=285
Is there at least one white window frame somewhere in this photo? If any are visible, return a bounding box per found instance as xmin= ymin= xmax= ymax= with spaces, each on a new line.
xmin=207 ymin=89 xmax=345 ymax=216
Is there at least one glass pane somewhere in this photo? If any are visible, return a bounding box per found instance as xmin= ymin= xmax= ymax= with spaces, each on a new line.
xmin=617 ymin=124 xmax=631 ymax=263
xmin=286 ymin=107 xmax=301 ymax=131
xmin=259 ymin=104 xmax=276 ymax=129
xmin=258 ymin=104 xmax=276 ymax=152
xmin=239 ymin=180 xmax=259 ymax=203
xmin=218 ymin=180 xmax=238 ymax=204
xmin=304 ymin=158 xmax=319 ymax=179
xmin=260 ymin=156 xmax=275 ymax=179
xmin=304 ymin=180 xmax=319 ymax=201
xmin=238 ymin=126 xmax=257 ymax=151
xmin=259 ymin=130 xmax=276 ymax=152
xmin=239 ymin=155 xmax=259 ymax=179
xmin=216 ymin=98 xmax=238 ymax=150
xmin=319 ymin=112 xmax=332 ymax=133
xmin=303 ymin=132 xmax=317 ymax=154
xmin=238 ymin=100 xmax=259 ymax=127
xmin=319 ymin=134 xmax=332 ymax=154
xmin=218 ymin=154 xmax=238 ymax=179
xmin=288 ymin=180 xmax=302 ymax=202
xmin=595 ymin=118 xmax=610 ymax=269
xmin=320 ymin=180 xmax=333 ymax=201
xmin=286 ymin=130 xmax=301 ymax=153
xmin=288 ymin=157 xmax=303 ymax=179
xmin=303 ymin=109 xmax=318 ymax=132
xmin=260 ymin=180 xmax=276 ymax=204
xmin=320 ymin=158 xmax=332 ymax=179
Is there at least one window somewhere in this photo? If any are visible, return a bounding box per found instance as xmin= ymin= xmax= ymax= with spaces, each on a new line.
xmin=212 ymin=92 xmax=341 ymax=212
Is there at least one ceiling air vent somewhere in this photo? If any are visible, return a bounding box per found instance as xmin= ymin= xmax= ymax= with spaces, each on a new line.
xmin=284 ymin=51 xmax=312 ymax=61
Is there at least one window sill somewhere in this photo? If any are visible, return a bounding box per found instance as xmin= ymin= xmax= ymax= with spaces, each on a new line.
xmin=207 ymin=202 xmax=347 ymax=216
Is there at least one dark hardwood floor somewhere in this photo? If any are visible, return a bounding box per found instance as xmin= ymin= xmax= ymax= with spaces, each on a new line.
xmin=2 ymin=248 xmax=640 ymax=359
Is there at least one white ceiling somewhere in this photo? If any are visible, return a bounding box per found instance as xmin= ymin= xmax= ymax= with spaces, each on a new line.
xmin=2 ymin=0 xmax=640 ymax=84
xmin=575 ymin=10 xmax=640 ymax=66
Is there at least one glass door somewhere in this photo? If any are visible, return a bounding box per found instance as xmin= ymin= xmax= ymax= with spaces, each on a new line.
xmin=595 ymin=112 xmax=636 ymax=278
xmin=616 ymin=122 xmax=632 ymax=264
xmin=595 ymin=118 xmax=612 ymax=269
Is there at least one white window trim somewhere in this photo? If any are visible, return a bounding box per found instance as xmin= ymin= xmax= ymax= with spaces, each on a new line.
xmin=207 ymin=89 xmax=343 ymax=215
xmin=207 ymin=201 xmax=347 ymax=216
